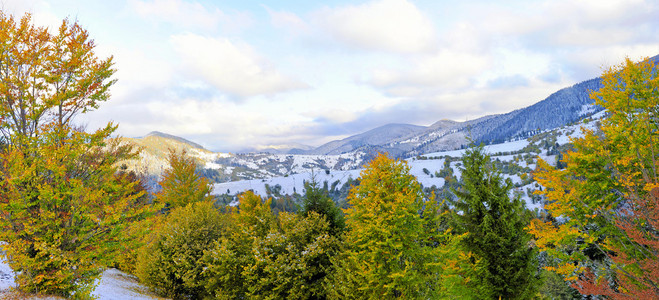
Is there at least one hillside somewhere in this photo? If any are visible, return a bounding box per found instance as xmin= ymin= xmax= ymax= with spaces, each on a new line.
xmin=119 ymin=133 xmax=224 ymax=177
xmin=119 ymin=133 xmax=366 ymax=186
xmin=212 ymin=111 xmax=605 ymax=210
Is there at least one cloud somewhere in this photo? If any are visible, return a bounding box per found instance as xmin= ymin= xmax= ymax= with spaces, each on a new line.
xmin=486 ymin=74 xmax=529 ymax=89
xmin=266 ymin=7 xmax=311 ymax=36
xmin=128 ymin=0 xmax=252 ymax=32
xmin=367 ymin=50 xmax=492 ymax=97
xmin=306 ymin=77 xmax=569 ymax=140
xmin=314 ymin=0 xmax=437 ymax=53
xmin=170 ymin=33 xmax=307 ymax=98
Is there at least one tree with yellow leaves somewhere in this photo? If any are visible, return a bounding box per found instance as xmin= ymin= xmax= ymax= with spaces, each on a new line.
xmin=529 ymin=56 xmax=659 ymax=298
xmin=0 ymin=12 xmax=153 ymax=297
xmin=156 ymin=149 xmax=214 ymax=210
xmin=328 ymin=154 xmax=472 ymax=299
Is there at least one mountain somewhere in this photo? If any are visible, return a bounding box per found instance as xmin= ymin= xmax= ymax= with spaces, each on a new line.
xmin=294 ymin=76 xmax=603 ymax=157
xmin=241 ymin=143 xmax=315 ymax=154
xmin=214 ymin=110 xmax=608 ymax=209
xmin=121 ymin=72 xmax=605 ymax=184
xmin=143 ymin=131 xmax=206 ymax=150
xmin=119 ymin=132 xmax=366 ymax=187
xmin=120 ymin=132 xmax=218 ymax=178
xmin=476 ymin=78 xmax=602 ymax=144
xmin=307 ymin=123 xmax=427 ymax=155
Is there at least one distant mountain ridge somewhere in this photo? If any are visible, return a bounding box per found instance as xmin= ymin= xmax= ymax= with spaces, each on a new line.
xmin=293 ymin=76 xmax=603 ymax=157
xmin=306 ymin=123 xmax=426 ymax=155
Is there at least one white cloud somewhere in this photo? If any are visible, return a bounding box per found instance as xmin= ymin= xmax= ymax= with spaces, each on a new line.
xmin=128 ymin=0 xmax=252 ymax=32
xmin=315 ymin=0 xmax=437 ymax=53
xmin=96 ymin=45 xmax=174 ymax=103
xmin=127 ymin=98 xmax=321 ymax=151
xmin=368 ymin=50 xmax=492 ymax=96
xmin=478 ymin=0 xmax=657 ymax=48
xmin=266 ymin=8 xmax=311 ymax=36
xmin=170 ymin=33 xmax=307 ymax=98
xmin=0 ymin=0 xmax=63 ymax=30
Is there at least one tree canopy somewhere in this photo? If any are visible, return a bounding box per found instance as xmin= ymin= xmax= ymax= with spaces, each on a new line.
xmin=529 ymin=57 xmax=659 ymax=298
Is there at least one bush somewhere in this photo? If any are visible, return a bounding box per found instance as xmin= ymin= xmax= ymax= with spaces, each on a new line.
xmin=135 ymin=201 xmax=227 ymax=299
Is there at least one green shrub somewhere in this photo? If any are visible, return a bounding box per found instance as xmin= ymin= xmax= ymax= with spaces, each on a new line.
xmin=136 ymin=201 xmax=227 ymax=299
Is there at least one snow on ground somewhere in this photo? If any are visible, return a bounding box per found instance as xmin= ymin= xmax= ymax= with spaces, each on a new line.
xmin=422 ymin=139 xmax=530 ymax=158
xmin=213 ymin=139 xmax=534 ymax=199
xmin=213 ymin=118 xmax=603 ymax=213
xmin=0 ymin=258 xmax=15 ymax=291
xmin=92 ymin=269 xmax=165 ymax=300
xmin=0 ymin=257 xmax=165 ymax=300
xmin=406 ymin=159 xmax=445 ymax=188
xmin=213 ymin=169 xmax=363 ymax=197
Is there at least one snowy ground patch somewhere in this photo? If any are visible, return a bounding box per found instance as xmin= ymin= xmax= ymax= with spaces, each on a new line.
xmin=0 ymin=257 xmax=166 ymax=300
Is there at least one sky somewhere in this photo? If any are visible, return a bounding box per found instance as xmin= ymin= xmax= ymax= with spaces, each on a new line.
xmin=2 ymin=0 xmax=658 ymax=152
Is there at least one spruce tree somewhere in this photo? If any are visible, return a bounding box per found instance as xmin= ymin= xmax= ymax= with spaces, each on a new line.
xmin=301 ymin=173 xmax=345 ymax=235
xmin=453 ymin=144 xmax=539 ymax=299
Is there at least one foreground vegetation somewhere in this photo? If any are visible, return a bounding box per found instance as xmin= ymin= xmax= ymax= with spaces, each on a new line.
xmin=0 ymin=11 xmax=657 ymax=300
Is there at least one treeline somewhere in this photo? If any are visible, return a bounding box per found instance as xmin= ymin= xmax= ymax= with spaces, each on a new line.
xmin=131 ymin=147 xmax=541 ymax=299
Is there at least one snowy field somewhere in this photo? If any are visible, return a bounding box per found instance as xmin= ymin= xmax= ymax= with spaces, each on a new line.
xmin=212 ymin=137 xmax=537 ymax=199
xmin=213 ymin=141 xmax=531 ymax=202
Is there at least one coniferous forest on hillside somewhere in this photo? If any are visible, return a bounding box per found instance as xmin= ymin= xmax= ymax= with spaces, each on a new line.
xmin=0 ymin=11 xmax=658 ymax=300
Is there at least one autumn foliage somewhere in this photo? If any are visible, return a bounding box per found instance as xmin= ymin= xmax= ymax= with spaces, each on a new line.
xmin=156 ymin=149 xmax=214 ymax=209
xmin=0 ymin=12 xmax=154 ymax=297
xmin=529 ymin=57 xmax=659 ymax=298
xmin=329 ymin=154 xmax=472 ymax=299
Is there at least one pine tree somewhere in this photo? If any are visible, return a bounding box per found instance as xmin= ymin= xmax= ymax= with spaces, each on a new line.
xmin=453 ymin=144 xmax=539 ymax=299
xmin=301 ymin=173 xmax=345 ymax=235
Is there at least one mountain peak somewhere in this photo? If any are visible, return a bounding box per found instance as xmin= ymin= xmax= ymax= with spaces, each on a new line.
xmin=144 ymin=131 xmax=206 ymax=150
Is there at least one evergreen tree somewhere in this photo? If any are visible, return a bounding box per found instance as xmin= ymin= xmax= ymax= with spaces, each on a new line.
xmin=453 ymin=144 xmax=539 ymax=299
xmin=204 ymin=191 xmax=341 ymax=299
xmin=301 ymin=173 xmax=345 ymax=235
xmin=136 ymin=200 xmax=226 ymax=299
xmin=329 ymin=154 xmax=465 ymax=299
xmin=203 ymin=191 xmax=274 ymax=298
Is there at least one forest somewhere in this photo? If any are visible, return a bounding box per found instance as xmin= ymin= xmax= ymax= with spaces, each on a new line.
xmin=0 ymin=11 xmax=657 ymax=300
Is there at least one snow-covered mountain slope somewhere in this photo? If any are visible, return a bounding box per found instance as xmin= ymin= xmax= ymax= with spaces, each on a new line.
xmin=295 ymin=76 xmax=604 ymax=157
xmin=306 ymin=123 xmax=427 ymax=155
xmin=212 ymin=111 xmax=604 ymax=212
xmin=123 ymin=56 xmax=658 ymax=186
xmin=119 ymin=133 xmax=368 ymax=185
